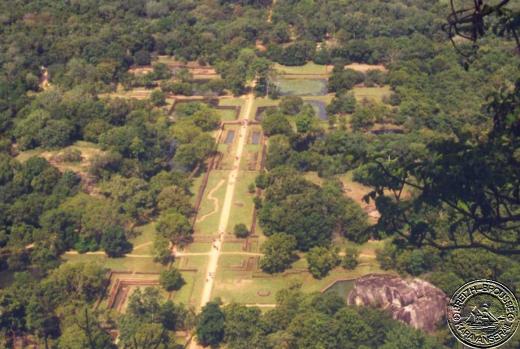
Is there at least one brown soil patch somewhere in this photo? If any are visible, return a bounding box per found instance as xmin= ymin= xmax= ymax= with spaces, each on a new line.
xmin=255 ymin=40 xmax=267 ymax=52
xmin=128 ymin=66 xmax=154 ymax=75
xmin=344 ymin=63 xmax=387 ymax=72
xmin=341 ymin=179 xmax=380 ymax=223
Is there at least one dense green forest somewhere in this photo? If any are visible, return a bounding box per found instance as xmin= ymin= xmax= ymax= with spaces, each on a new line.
xmin=0 ymin=0 xmax=519 ymax=348
xmin=195 ymin=286 xmax=446 ymax=349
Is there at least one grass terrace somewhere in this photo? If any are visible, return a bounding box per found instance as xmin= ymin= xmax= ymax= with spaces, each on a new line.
xmin=193 ymin=170 xmax=230 ymax=235
xmin=274 ymin=62 xmax=330 ymax=75
xmin=226 ymin=171 xmax=258 ymax=232
xmin=275 ymin=77 xmax=328 ymax=96
xmin=212 ymin=242 xmax=385 ymax=304
xmin=62 ymin=253 xmax=165 ymax=273
xmin=352 ymin=86 xmax=391 ymax=102
xmin=130 ymin=223 xmax=157 ymax=255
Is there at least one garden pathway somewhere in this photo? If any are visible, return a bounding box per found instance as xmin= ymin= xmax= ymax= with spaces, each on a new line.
xmin=188 ymin=84 xmax=256 ymax=349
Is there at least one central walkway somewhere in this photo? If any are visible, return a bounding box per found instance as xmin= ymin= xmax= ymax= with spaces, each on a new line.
xmin=189 ymin=87 xmax=256 ymax=349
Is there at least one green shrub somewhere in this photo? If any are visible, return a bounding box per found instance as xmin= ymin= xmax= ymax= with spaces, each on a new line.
xmin=159 ymin=268 xmax=185 ymax=292
xmin=342 ymin=247 xmax=359 ymax=270
xmin=233 ymin=223 xmax=249 ymax=238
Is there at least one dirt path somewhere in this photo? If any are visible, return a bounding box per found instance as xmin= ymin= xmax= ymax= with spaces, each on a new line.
xmin=188 ymin=86 xmax=256 ymax=349
xmin=199 ymin=90 xmax=255 ymax=304
xmin=245 ymin=303 xmax=276 ymax=308
xmin=195 ymin=179 xmax=226 ymax=223
xmin=175 ymin=251 xmax=264 ymax=257
xmin=267 ymin=0 xmax=276 ymax=23
xmin=132 ymin=241 xmax=152 ymax=251
xmin=65 ymin=250 xmax=263 ymax=259
xmin=221 ymin=251 xmax=263 ymax=256
xmin=64 ymin=251 xmax=154 ymax=258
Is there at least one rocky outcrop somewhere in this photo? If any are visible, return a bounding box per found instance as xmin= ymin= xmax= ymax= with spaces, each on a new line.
xmin=347 ymin=274 xmax=447 ymax=333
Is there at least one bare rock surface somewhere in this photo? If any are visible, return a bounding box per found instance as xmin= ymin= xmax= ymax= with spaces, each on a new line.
xmin=347 ymin=273 xmax=447 ymax=332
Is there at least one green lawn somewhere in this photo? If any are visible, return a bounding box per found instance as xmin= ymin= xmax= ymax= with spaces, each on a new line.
xmin=184 ymin=242 xmax=212 ymax=253
xmin=252 ymin=97 xmax=280 ymax=109
xmin=212 ymin=237 xmax=385 ymax=305
xmin=219 ymin=97 xmax=245 ymax=108
xmin=190 ymin=173 xmax=204 ymax=205
xmin=216 ymin=108 xmax=237 ymax=121
xmin=226 ymin=171 xmax=258 ymax=232
xmin=15 ymin=140 xmax=102 ymax=166
xmin=274 ymin=62 xmax=329 ymax=75
xmin=240 ymin=143 xmax=262 ymax=171
xmin=15 ymin=148 xmax=44 ymax=162
xmin=62 ymin=254 xmax=166 ymax=273
xmin=305 ymin=170 xmax=382 ymax=224
xmin=130 ymin=222 xmax=157 ymax=254
xmin=302 ymin=94 xmax=334 ymax=104
xmin=352 ymin=85 xmax=391 ymax=102
xmin=194 ymin=170 xmax=229 ymax=235
xmin=173 ymin=270 xmax=203 ymax=307
xmin=217 ymin=146 xmax=236 ymax=170
xmin=212 ymin=254 xmax=384 ymax=304
xmin=275 ymin=78 xmax=328 ymax=96
xmin=221 ymin=240 xmax=260 ymax=253
xmin=174 ymin=255 xmax=209 ymax=308
xmin=303 ymin=171 xmax=324 ymax=186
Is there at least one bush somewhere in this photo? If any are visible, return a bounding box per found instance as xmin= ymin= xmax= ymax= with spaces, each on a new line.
xmin=196 ymin=301 xmax=225 ymax=347
xmin=150 ymin=89 xmax=166 ymax=106
xmin=255 ymin=173 xmax=268 ymax=189
xmin=54 ymin=148 xmax=82 ymax=163
xmin=388 ymin=92 xmax=401 ymax=106
xmin=151 ymin=63 xmax=171 ymax=80
xmin=89 ymin=152 xmax=122 ymax=180
xmin=206 ymin=79 xmax=227 ymax=95
xmin=233 ymin=223 xmax=249 ymax=238
xmin=134 ymin=50 xmax=151 ymax=66
xmin=327 ymin=92 xmax=357 ymax=115
xmin=376 ymin=240 xmax=399 ymax=270
xmin=395 ymin=248 xmax=442 ymax=276
xmin=101 ymin=226 xmax=132 ymax=257
xmin=342 ymin=247 xmax=359 ymax=270
xmin=328 ymin=68 xmax=365 ymax=92
xmin=259 ymin=233 xmax=297 ymax=273
xmin=253 ymin=196 xmax=262 ymax=209
xmin=261 ymin=110 xmax=292 ymax=136
xmin=162 ymin=81 xmax=193 ymax=96
xmin=279 ymin=41 xmax=315 ymax=66
xmin=159 ymin=268 xmax=185 ymax=291
xmin=83 ymin=119 xmax=111 ymax=142
xmin=306 ymin=246 xmax=340 ymax=279
xmin=74 ymin=236 xmax=99 ymax=254
xmin=280 ymin=96 xmax=303 ymax=115
xmin=153 ymin=236 xmax=173 ymax=265
xmin=425 ymin=271 xmax=463 ymax=296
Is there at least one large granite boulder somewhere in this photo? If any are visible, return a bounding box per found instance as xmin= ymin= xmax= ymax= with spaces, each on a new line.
xmin=347 ymin=274 xmax=448 ymax=333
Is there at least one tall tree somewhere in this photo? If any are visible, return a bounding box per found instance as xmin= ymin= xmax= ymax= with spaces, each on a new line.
xmin=196 ymin=301 xmax=225 ymax=348
xmin=156 ymin=210 xmax=193 ymax=246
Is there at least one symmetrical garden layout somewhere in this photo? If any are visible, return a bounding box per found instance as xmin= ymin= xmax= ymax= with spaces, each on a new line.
xmin=50 ymin=60 xmax=390 ymax=347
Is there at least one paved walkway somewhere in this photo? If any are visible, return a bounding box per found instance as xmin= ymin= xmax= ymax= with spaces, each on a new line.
xmin=175 ymin=251 xmax=263 ymax=257
xmin=198 ymin=90 xmax=255 ymax=306
xmin=188 ymin=86 xmax=256 ymax=349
